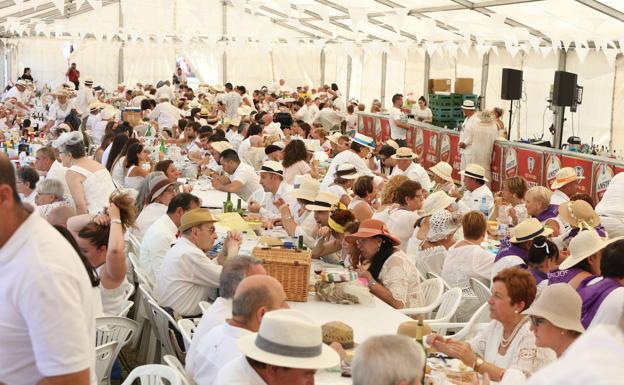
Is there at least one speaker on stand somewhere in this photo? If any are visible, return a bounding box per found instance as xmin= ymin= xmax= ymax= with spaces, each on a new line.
xmin=551 ymin=70 xmax=580 ymax=149
xmin=501 ymin=68 xmax=523 ymax=140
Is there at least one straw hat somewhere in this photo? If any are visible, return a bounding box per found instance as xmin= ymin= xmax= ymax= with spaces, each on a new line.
xmin=426 ymin=210 xmax=461 ymax=242
xmin=264 ymin=122 xmax=283 ymax=138
xmin=558 ymin=200 xmax=600 ymax=229
xmin=51 ymin=88 xmax=70 ymax=97
xmin=391 ymin=147 xmax=418 ymax=160
xmin=522 ymin=283 xmax=585 ymax=334
xmin=56 ymin=123 xmax=71 ymax=133
xmin=238 ymin=105 xmax=253 ymax=116
xmin=461 ymin=100 xmax=475 ymax=110
xmin=224 ymin=116 xmax=241 ymax=127
xmin=328 ymin=132 xmax=345 ymax=145
xmin=100 ymin=107 xmax=117 ymax=121
xmin=305 ymin=191 xmax=339 ymax=211
xmin=211 ymin=141 xmax=233 ymax=154
xmin=335 ymin=163 xmax=360 ymax=180
xmin=178 ymin=208 xmax=218 ymax=232
xmin=259 ymin=160 xmax=284 ymax=177
xmin=430 ymin=161 xmax=454 ymax=183
xmin=352 ymin=133 xmax=375 ymax=149
xmin=84 ymin=78 xmax=93 ymax=86
xmin=476 ymin=110 xmax=495 ymax=125
xmin=551 ymin=167 xmax=585 ymax=189
xmin=346 ymin=218 xmax=401 ymax=246
xmin=559 ymin=230 xmax=621 ymax=270
xmin=459 ymin=163 xmax=488 ymax=182
xmin=384 ymin=139 xmax=400 ymax=150
xmin=89 ymin=102 xmax=102 ymax=112
xmin=145 ymin=175 xmax=174 ymax=203
xmin=423 ymin=191 xmax=456 ymax=216
xmin=212 ymin=84 xmax=225 ymax=93
xmin=237 ymin=309 xmax=340 ymax=370
xmin=509 ymin=218 xmax=553 ymax=244
xmin=291 ymin=176 xmax=320 ymax=202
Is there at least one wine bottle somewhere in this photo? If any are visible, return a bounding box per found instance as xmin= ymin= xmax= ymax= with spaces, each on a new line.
xmin=224 ymin=192 xmax=233 ymax=213
xmin=236 ymin=198 xmax=242 ymax=215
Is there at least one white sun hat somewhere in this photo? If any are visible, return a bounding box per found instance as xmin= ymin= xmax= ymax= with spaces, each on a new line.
xmin=259 ymin=160 xmax=284 ymax=177
xmin=335 ymin=163 xmax=360 ymax=180
xmin=509 ymin=218 xmax=553 ymax=244
xmin=391 ymin=147 xmax=418 ymax=160
xmin=558 ymin=229 xmax=622 ymax=270
xmin=291 ymin=176 xmax=320 ymax=202
xmin=430 ymin=161 xmax=454 ymax=183
xmin=423 ymin=191 xmax=456 ymax=216
xmin=352 ymin=133 xmax=375 ymax=149
xmin=522 ymin=283 xmax=585 ymax=334
xmin=305 ymin=191 xmax=340 ymax=211
xmin=550 ymin=167 xmax=585 ymax=189
xmin=237 ymin=309 xmax=340 ymax=370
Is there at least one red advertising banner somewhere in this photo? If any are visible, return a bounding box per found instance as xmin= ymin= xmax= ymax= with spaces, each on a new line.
xmin=413 ymin=126 xmax=424 ymax=159
xmin=560 ymin=154 xmax=593 ymax=195
xmin=592 ymin=162 xmax=615 ymax=203
xmin=543 ymin=152 xmax=562 ymax=189
xmin=490 ymin=143 xmax=503 ymax=192
xmin=362 ymin=116 xmax=375 ymax=137
xmin=378 ymin=118 xmax=390 ymax=143
xmin=503 ymin=147 xmax=544 ymax=187
xmin=439 ymin=132 xmax=461 ymax=181
xmin=421 ymin=128 xmax=439 ymax=170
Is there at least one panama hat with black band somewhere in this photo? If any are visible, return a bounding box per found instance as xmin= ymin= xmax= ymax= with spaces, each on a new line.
xmin=259 ymin=160 xmax=284 ymax=178
xmin=305 ymin=191 xmax=339 ymax=211
xmin=459 ymin=163 xmax=488 ymax=182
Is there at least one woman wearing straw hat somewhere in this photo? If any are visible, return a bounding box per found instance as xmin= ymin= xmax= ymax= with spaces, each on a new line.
xmin=428 ymin=268 xmax=555 ymax=382
xmin=430 ymin=161 xmax=456 ymax=195
xmin=346 ymin=219 xmax=424 ymax=309
xmin=44 ymin=88 xmax=78 ymax=133
xmin=327 ymin=163 xmax=360 ymax=207
xmin=554 ymin=199 xmax=606 ymax=249
xmin=493 ymin=218 xmax=553 ymax=278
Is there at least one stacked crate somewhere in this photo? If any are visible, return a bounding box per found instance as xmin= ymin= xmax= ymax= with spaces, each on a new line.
xmin=430 ymin=93 xmax=479 ymax=129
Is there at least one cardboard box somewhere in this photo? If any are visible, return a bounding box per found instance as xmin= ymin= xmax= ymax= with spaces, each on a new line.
xmin=428 ymin=79 xmax=452 ymax=93
xmin=455 ymin=78 xmax=474 ymax=94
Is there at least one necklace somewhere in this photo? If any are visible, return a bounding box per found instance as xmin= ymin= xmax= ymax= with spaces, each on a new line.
xmin=500 ymin=316 xmax=528 ymax=348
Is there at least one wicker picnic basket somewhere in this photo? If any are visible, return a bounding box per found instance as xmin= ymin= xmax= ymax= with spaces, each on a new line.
xmin=252 ymin=247 xmax=311 ymax=302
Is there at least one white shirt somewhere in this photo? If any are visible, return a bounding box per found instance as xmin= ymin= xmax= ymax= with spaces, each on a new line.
xmin=390 ymin=162 xmax=432 ymax=191
xmin=550 ymin=189 xmax=569 ymax=205
xmin=186 ymin=323 xmax=251 ymax=385
xmin=413 ymin=107 xmax=433 ymax=122
xmin=461 ymin=184 xmax=494 ymax=213
xmin=296 ymin=104 xmax=317 ymax=125
xmin=587 ymin=279 xmax=624 ymax=329
xmin=155 ymin=85 xmax=175 ymax=101
xmin=223 ymin=91 xmax=242 ymax=119
xmin=76 ymin=86 xmax=94 ymax=118
xmin=226 ymin=130 xmax=244 ymax=151
xmin=229 ymin=162 xmax=262 ymax=202
xmin=315 ymin=107 xmax=344 ymax=130
xmin=134 ymin=202 xmax=168 ymax=242
xmin=3 ymin=86 xmax=27 ymax=103
xmin=322 ymin=150 xmax=373 ymax=189
xmin=147 ymin=101 xmax=183 ymax=129
xmin=92 ymin=120 xmax=108 ymax=144
xmin=441 ymin=244 xmax=494 ymax=289
xmin=389 ymin=106 xmax=406 ymax=140
xmin=214 ymin=356 xmax=268 ymax=385
xmin=459 ymin=114 xmax=478 ymax=154
xmin=86 ymin=113 xmax=102 ymax=132
xmin=237 ymin=137 xmax=252 ymax=161
xmin=526 ymin=324 xmax=624 ymax=385
xmin=386 ymin=208 xmax=419 ymax=252
xmin=190 ymin=297 xmax=233 ymax=357
xmin=139 ymin=214 xmax=178 ymax=282
xmin=258 ymin=181 xmax=294 ymax=220
xmin=0 ymin=212 xmax=100 ymax=385
xmin=596 ymin=172 xmax=624 ymax=217
xmin=154 ymin=237 xmax=222 ymax=316
xmin=47 ymin=100 xmax=76 ymax=128
xmin=21 ymin=189 xmax=37 ymax=205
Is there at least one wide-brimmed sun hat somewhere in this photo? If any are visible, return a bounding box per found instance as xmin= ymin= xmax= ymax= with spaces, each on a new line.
xmin=237 ymin=309 xmax=340 ymax=370
xmin=328 ymin=132 xmax=346 ymax=145
xmin=558 ymin=230 xmax=622 ymax=270
xmin=430 ymin=161 xmax=454 ymax=183
xmin=558 ymin=200 xmax=600 ymax=229
xmin=423 ymin=191 xmax=456 ymax=216
xmin=459 ymin=163 xmax=488 ymax=182
xmin=352 ymin=133 xmax=375 ymax=149
xmin=509 ymin=218 xmax=553 ymax=244
xmin=346 ymin=218 xmax=401 ymax=246
xmin=210 ymin=141 xmax=233 ymax=154
xmin=178 ymin=208 xmax=218 ymax=233
xmin=335 ymin=163 xmax=360 ymax=180
xmin=391 ymin=147 xmax=417 ymax=160
xmin=522 ymin=283 xmax=585 ymax=334
xmin=550 ymin=167 xmax=585 ymax=189
xmin=145 ymin=174 xmax=174 ymax=203
xmin=305 ymin=191 xmax=339 ymax=211
xmin=291 ymin=176 xmax=320 ymax=202
xmin=426 ymin=209 xmax=461 ymax=242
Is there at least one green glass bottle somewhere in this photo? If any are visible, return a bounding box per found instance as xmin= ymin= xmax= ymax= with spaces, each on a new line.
xmin=236 ymin=198 xmax=242 ymax=215
xmin=159 ymin=139 xmax=166 ymax=154
xmin=298 ymin=235 xmax=305 ymax=250
xmin=224 ymin=192 xmax=233 ymax=213
xmin=146 ymin=124 xmax=152 ymax=137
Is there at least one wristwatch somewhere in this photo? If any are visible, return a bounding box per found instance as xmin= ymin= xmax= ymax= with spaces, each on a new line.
xmin=474 ymin=357 xmax=484 ymax=372
xmin=368 ymin=279 xmax=377 ymax=289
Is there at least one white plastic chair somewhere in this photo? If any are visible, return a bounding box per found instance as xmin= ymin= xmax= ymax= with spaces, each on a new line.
xmin=96 ymin=316 xmax=139 ymax=380
xmin=121 ymin=364 xmax=181 ymax=385
xmin=400 ymin=278 xmax=444 ymax=317
xmin=118 ymin=300 xmax=134 ymax=318
xmin=126 ymin=233 xmax=142 ymax=257
xmin=177 ymin=319 xmax=196 ymax=351
xmin=413 ymin=256 xmax=430 ymax=280
xmin=426 ymin=271 xmax=451 ymax=291
xmin=429 ymin=302 xmax=491 ymax=340
xmin=163 ymin=355 xmax=197 ymax=385
xmin=95 ymin=341 xmax=118 ymax=385
xmin=147 ymin=299 xmax=184 ymax=361
xmin=470 ymin=277 xmax=492 ymax=306
xmin=422 ymin=288 xmax=463 ymax=333
xmin=198 ymin=301 xmax=211 ymax=314
xmin=123 ymin=279 xmax=136 ymax=300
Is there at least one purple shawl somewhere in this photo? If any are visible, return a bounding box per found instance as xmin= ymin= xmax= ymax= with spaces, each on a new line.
xmin=564 ymin=225 xmax=607 ymax=243
xmin=536 ymin=204 xmax=559 ymax=223
xmin=494 ymin=237 xmax=528 ymax=266
xmin=547 ymin=267 xmax=585 ymax=285
xmin=577 ymin=276 xmax=622 ymax=328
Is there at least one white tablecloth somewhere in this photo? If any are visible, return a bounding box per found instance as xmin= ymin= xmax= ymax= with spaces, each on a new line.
xmin=192 ymin=186 xmax=246 ymax=209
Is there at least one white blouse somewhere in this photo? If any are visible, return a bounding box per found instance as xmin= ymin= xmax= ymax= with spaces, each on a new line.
xmin=441 ymin=243 xmax=494 ymax=293
xmin=469 ymin=320 xmax=556 ymax=377
xmin=386 ymin=208 xmax=419 ymax=252
xmin=414 ymin=242 xmax=449 ymax=275
xmin=378 ymin=250 xmax=424 ymax=308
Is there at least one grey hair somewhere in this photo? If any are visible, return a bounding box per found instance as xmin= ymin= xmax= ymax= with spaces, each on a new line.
xmin=36 ymin=178 xmax=65 ymax=200
xmin=231 ymin=282 xmax=272 ymax=323
xmin=219 ymin=255 xmax=263 ymax=299
xmin=352 ymin=335 xmax=425 ymax=385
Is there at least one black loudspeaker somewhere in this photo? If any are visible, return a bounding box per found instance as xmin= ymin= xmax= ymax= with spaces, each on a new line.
xmin=553 ymin=71 xmax=578 ymax=107
xmin=501 ymin=68 xmax=523 ymax=100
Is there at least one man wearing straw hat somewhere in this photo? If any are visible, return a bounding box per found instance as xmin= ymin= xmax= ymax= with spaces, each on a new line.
xmin=390 ymin=147 xmax=432 ymax=191
xmin=214 ymin=309 xmax=340 ymax=385
xmin=493 ymin=218 xmax=553 ymax=277
xmin=459 ymin=163 xmax=493 ymax=212
xmin=550 ymin=167 xmax=584 ymax=205
xmin=154 ymin=208 xmax=242 ymax=317
xmin=468 ymin=110 xmax=498 ymax=182
xmin=249 ymin=161 xmax=294 ymax=221
xmin=321 ymin=133 xmax=375 ymax=189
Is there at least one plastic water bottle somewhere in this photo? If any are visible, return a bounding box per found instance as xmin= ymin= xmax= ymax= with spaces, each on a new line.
xmin=480 ymin=196 xmax=490 ymax=219
xmin=497 ymin=206 xmax=509 ymax=239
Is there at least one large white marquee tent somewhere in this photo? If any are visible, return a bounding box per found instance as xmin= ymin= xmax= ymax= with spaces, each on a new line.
xmin=1 ymin=0 xmax=624 ymax=148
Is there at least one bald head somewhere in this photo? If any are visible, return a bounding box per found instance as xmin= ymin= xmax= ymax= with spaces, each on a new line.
xmin=231 ymin=275 xmax=288 ymax=331
xmin=249 ymin=135 xmax=263 ymax=147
